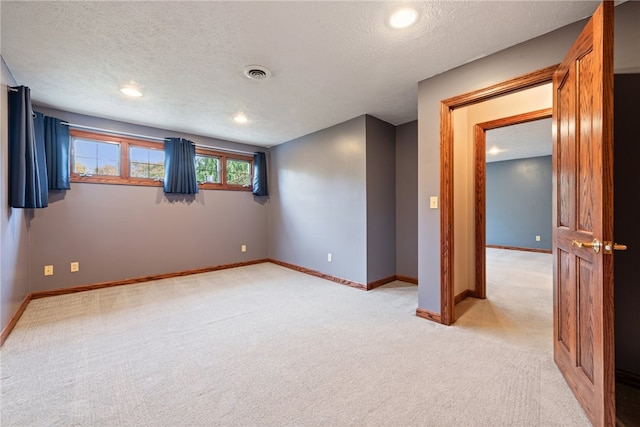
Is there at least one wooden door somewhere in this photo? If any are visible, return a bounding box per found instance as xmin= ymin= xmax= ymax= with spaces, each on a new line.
xmin=552 ymin=2 xmax=615 ymax=426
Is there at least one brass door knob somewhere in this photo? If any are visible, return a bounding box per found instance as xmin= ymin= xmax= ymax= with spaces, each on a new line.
xmin=572 ymin=239 xmax=601 ymax=253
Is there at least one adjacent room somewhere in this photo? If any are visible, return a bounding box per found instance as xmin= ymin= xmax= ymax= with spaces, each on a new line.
xmin=2 ymin=1 xmax=639 ymax=426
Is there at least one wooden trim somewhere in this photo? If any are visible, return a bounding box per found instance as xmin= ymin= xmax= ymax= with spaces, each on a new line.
xmin=440 ymin=101 xmax=455 ymax=326
xmin=441 ymin=65 xmax=559 ymax=109
xmin=486 ymin=244 xmax=552 ymax=254
xmin=395 ymin=275 xmax=418 ymax=285
xmin=440 ymin=66 xmax=558 ymax=326
xmin=474 ymin=108 xmax=553 ymax=132
xmin=367 ymin=275 xmax=397 ymax=290
xmin=268 ymin=260 xmax=416 ymax=291
xmin=616 ymin=369 xmax=640 ymax=389
xmin=0 ymin=295 xmax=31 ymax=347
xmin=454 ymin=289 xmax=476 ymax=304
xmin=31 ymin=259 xmax=270 ymax=300
xmin=416 ymin=307 xmax=442 ymax=323
xmin=474 ymin=123 xmax=487 ymax=300
xmin=268 ymin=259 xmax=368 ymax=290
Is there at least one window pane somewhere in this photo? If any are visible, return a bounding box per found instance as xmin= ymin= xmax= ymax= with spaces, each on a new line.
xmin=226 ymin=159 xmax=251 ymax=186
xmin=130 ymin=146 xmax=165 ymax=179
xmin=195 ymin=155 xmax=221 ymax=183
xmin=73 ymin=138 xmax=120 ymax=176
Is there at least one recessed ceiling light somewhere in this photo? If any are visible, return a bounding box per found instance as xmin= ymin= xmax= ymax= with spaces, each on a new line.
xmin=234 ymin=113 xmax=248 ymax=124
xmin=120 ymin=87 xmax=142 ymax=97
xmin=389 ymin=8 xmax=418 ymax=29
xmin=488 ymin=146 xmax=501 ymax=155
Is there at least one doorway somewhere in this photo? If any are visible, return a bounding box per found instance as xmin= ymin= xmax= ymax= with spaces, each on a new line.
xmin=443 ymin=80 xmax=553 ymax=314
xmin=473 ymin=111 xmax=552 ymax=300
xmin=438 ymin=66 xmax=557 ymax=325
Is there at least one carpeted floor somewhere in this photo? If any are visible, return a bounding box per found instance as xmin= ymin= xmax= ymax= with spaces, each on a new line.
xmin=0 ymin=250 xmax=595 ymax=426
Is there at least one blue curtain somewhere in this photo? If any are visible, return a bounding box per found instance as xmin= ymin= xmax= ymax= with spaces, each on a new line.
xmin=43 ymin=114 xmax=70 ymax=190
xmin=164 ymin=137 xmax=198 ymax=194
xmin=252 ymin=151 xmax=268 ymax=196
xmin=8 ymin=86 xmax=48 ymax=208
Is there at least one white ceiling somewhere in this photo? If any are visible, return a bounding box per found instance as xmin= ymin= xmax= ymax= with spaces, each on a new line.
xmin=1 ymin=1 xmax=601 ymax=147
xmin=486 ymin=118 xmax=552 ymax=163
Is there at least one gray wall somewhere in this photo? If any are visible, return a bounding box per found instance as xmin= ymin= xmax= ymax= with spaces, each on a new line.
xmin=395 ymin=121 xmax=418 ymax=280
xmin=614 ymin=74 xmax=640 ymax=378
xmin=22 ymin=107 xmax=269 ymax=292
xmin=416 ymin=1 xmax=640 ymax=313
xmin=486 ymin=156 xmax=551 ymax=250
xmin=268 ymin=114 xmax=401 ymax=286
xmin=268 ymin=116 xmax=368 ymax=284
xmin=1 ymin=56 xmax=31 ymax=333
xmin=365 ymin=116 xmax=396 ymax=283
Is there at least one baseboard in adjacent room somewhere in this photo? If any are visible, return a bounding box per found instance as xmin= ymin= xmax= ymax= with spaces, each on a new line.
xmin=454 ymin=289 xmax=476 ymax=304
xmin=486 ymin=244 xmax=552 ymax=254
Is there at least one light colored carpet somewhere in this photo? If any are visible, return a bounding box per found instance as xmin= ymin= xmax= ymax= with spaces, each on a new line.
xmin=1 ymin=250 xmax=591 ymax=426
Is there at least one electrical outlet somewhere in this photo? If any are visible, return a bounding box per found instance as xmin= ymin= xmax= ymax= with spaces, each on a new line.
xmin=241 ymin=245 xmax=247 ymax=253
xmin=327 ymin=253 xmax=332 ymax=262
xmin=70 ymin=262 xmax=79 ymax=272
xmin=44 ymin=265 xmax=53 ymax=276
xmin=536 ymin=235 xmax=541 ymax=242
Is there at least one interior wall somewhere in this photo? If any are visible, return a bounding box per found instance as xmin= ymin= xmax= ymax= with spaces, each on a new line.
xmin=452 ymin=84 xmax=552 ymax=294
xmin=365 ymin=115 xmax=396 ymax=283
xmin=416 ymin=0 xmax=639 ymax=315
xmin=1 ymin=56 xmax=31 ymax=333
xmin=268 ymin=116 xmax=368 ymax=285
xmin=26 ymin=107 xmax=268 ymax=292
xmin=486 ymin=156 xmax=552 ymax=250
xmin=451 ymin=107 xmax=472 ymax=296
xmin=613 ymin=73 xmax=640 ymax=379
xmin=395 ymin=120 xmax=418 ymax=280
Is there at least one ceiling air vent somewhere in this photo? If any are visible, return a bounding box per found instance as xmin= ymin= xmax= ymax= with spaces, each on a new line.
xmin=243 ymin=65 xmax=272 ymax=80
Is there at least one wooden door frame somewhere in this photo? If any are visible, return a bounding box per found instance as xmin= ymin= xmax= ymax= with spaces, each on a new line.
xmin=473 ymin=108 xmax=553 ymax=300
xmin=439 ymin=64 xmax=558 ymax=325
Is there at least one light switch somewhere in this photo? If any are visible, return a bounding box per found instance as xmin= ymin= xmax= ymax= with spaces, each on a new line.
xmin=430 ymin=196 xmax=438 ymax=209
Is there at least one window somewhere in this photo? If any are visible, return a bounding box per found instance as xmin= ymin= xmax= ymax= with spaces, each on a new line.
xmin=70 ymin=129 xmax=164 ymax=186
xmin=130 ymin=146 xmax=164 ymax=179
xmin=226 ymin=158 xmax=251 ymax=187
xmin=195 ymin=154 xmax=221 ymax=185
xmin=70 ymin=129 xmax=253 ymax=191
xmin=73 ymin=138 xmax=120 ymax=176
xmin=195 ymin=148 xmax=253 ymax=191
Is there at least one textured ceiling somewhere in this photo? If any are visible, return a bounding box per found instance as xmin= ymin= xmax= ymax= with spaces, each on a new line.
xmin=1 ymin=1 xmax=601 ymax=147
xmin=486 ymin=118 xmax=552 ymax=163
